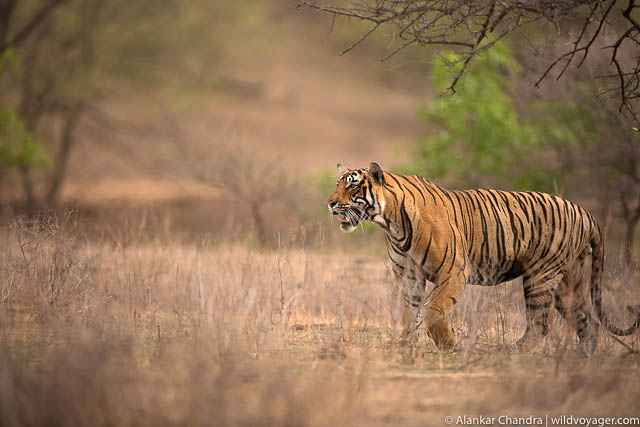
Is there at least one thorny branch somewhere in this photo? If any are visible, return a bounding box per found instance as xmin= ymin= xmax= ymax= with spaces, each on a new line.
xmin=298 ymin=0 xmax=640 ymax=122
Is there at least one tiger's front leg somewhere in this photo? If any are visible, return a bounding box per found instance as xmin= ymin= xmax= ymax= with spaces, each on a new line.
xmin=392 ymin=273 xmax=426 ymax=346
xmin=400 ymin=295 xmax=424 ymax=346
xmin=424 ymin=267 xmax=467 ymax=351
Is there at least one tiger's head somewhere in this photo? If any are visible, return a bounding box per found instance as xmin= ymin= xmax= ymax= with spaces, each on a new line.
xmin=327 ymin=162 xmax=386 ymax=232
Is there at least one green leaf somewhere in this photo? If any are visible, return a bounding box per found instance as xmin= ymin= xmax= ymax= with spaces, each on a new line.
xmin=405 ymin=41 xmax=560 ymax=192
xmin=0 ymin=109 xmax=49 ymax=172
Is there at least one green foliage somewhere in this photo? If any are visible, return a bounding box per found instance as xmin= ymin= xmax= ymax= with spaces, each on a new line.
xmin=405 ymin=42 xmax=559 ymax=192
xmin=0 ymin=49 xmax=47 ymax=180
xmin=535 ymin=84 xmax=600 ymax=147
xmin=0 ymin=109 xmax=48 ymax=171
xmin=0 ymin=48 xmax=20 ymax=73
xmin=0 ymin=49 xmax=44 ymax=178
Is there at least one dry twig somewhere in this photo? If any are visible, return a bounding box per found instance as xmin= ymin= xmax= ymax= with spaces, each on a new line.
xmin=299 ymin=0 xmax=640 ymax=122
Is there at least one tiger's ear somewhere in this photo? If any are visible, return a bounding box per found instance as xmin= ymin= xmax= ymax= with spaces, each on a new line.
xmin=368 ymin=162 xmax=385 ymax=185
xmin=337 ymin=163 xmax=348 ymax=176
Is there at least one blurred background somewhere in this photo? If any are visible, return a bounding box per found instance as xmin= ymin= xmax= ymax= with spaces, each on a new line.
xmin=1 ymin=0 xmax=639 ymax=261
xmin=2 ymin=3 xmax=640 ymax=424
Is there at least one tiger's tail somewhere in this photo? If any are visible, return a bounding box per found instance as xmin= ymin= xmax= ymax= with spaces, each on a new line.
xmin=590 ymin=223 xmax=640 ymax=336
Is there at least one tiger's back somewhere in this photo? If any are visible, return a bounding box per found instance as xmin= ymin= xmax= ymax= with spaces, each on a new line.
xmin=382 ymin=175 xmax=597 ymax=288
xmin=444 ymin=187 xmax=597 ymax=286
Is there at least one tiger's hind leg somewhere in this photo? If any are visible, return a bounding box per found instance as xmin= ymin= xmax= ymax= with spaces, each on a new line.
xmin=517 ymin=273 xmax=560 ymax=352
xmin=554 ymin=259 xmax=599 ymax=355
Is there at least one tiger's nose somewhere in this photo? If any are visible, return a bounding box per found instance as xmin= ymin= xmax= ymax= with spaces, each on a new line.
xmin=328 ymin=200 xmax=337 ymax=212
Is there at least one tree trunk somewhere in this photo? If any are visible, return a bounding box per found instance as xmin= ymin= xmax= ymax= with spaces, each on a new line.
xmin=0 ymin=0 xmax=16 ymax=45
xmin=17 ymin=109 xmax=41 ymax=217
xmin=45 ymin=103 xmax=84 ymax=205
xmin=16 ymin=42 xmax=49 ymax=216
xmin=0 ymin=0 xmax=16 ymax=103
xmin=250 ymin=200 xmax=267 ymax=248
xmin=18 ymin=163 xmax=37 ymax=215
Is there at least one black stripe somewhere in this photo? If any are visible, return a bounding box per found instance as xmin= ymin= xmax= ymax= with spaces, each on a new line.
xmin=417 ymin=176 xmax=438 ymax=204
xmin=446 ymin=222 xmax=458 ymax=275
xmin=399 ymin=175 xmax=426 ymax=205
xmin=433 ymin=244 xmax=449 ymax=276
xmin=420 ymin=232 xmax=433 ymax=266
xmin=442 ymin=190 xmax=460 ymax=228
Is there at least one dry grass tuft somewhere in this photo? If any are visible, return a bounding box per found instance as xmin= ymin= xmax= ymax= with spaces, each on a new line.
xmin=1 ymin=216 xmax=640 ymax=426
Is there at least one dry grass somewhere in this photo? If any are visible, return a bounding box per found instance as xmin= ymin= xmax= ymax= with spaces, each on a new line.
xmin=1 ymin=216 xmax=640 ymax=426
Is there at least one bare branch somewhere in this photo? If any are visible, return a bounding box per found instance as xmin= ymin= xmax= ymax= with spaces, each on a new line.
xmin=535 ymin=1 xmax=615 ymax=86
xmin=381 ymin=38 xmax=416 ymax=62
xmin=0 ymin=0 xmax=68 ymax=54
xmin=447 ymin=0 xmax=496 ymax=94
xmin=300 ymin=0 xmax=640 ymax=119
xmin=322 ymin=12 xmax=336 ymax=42
xmin=340 ymin=22 xmax=381 ymax=55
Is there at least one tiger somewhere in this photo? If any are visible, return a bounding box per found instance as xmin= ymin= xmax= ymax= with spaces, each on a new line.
xmin=327 ymin=162 xmax=640 ymax=354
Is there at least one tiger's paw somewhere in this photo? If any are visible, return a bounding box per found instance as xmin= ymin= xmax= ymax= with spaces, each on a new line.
xmin=515 ymin=331 xmax=544 ymax=353
xmin=577 ymin=335 xmax=598 ymax=357
xmin=426 ymin=319 xmax=455 ymax=351
xmin=435 ymin=341 xmax=456 ymax=352
xmin=397 ymin=331 xmax=419 ymax=348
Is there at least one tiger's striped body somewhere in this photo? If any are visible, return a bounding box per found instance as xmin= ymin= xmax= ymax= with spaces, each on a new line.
xmin=328 ymin=163 xmax=640 ymax=353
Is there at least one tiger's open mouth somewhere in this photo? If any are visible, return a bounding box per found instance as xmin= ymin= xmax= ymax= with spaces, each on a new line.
xmin=337 ymin=213 xmax=354 ymax=226
xmin=336 ymin=208 xmax=363 ymax=231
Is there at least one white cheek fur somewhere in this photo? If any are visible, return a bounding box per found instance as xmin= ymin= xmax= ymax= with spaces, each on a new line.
xmin=376 ymin=187 xmax=386 ymax=214
xmin=340 ymin=223 xmax=356 ymax=232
